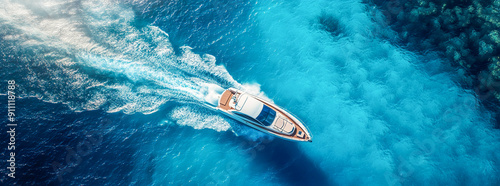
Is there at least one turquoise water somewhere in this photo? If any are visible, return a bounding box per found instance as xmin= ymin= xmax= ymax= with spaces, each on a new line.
xmin=1 ymin=0 xmax=499 ymax=185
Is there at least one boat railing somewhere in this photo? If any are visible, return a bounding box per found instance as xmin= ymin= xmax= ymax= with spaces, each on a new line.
xmin=274 ymin=103 xmax=312 ymax=137
xmin=252 ymin=96 xmax=312 ymax=138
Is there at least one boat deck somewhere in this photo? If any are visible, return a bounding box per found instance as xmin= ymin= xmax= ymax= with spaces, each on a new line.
xmin=217 ymin=89 xmax=311 ymax=142
xmin=218 ymin=89 xmax=234 ymax=110
xmin=258 ymin=99 xmax=310 ymax=141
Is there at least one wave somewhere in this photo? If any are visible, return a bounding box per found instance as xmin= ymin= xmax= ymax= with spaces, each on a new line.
xmin=0 ymin=0 xmax=266 ymax=132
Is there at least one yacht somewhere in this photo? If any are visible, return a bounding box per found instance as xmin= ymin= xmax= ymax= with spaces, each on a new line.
xmin=216 ymin=88 xmax=312 ymax=142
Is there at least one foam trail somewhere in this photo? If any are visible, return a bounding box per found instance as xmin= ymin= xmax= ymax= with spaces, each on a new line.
xmin=170 ymin=106 xmax=231 ymax=132
xmin=0 ymin=0 xmax=250 ymax=132
xmin=200 ymin=83 xmax=226 ymax=107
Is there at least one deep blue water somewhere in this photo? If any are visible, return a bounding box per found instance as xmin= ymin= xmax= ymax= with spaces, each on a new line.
xmin=1 ymin=0 xmax=499 ymax=185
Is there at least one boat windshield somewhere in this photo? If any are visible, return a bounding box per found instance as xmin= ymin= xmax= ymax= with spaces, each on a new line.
xmin=256 ymin=105 xmax=276 ymax=126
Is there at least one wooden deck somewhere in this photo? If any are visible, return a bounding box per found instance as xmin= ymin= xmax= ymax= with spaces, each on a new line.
xmin=218 ymin=90 xmax=234 ymax=110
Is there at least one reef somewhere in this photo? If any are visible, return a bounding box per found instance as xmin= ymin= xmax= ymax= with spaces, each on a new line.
xmin=365 ymin=0 xmax=500 ymax=105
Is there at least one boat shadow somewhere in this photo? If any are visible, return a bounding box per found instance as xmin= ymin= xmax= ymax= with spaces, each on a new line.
xmin=159 ymin=103 xmax=332 ymax=185
xmin=232 ymin=135 xmax=333 ymax=186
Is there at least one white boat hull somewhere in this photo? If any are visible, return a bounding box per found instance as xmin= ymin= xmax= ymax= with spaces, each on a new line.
xmin=216 ymin=88 xmax=312 ymax=142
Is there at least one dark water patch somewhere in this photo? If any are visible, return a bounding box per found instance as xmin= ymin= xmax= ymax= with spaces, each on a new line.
xmin=0 ymin=96 xmax=167 ymax=185
xmin=317 ymin=13 xmax=344 ymax=37
xmin=235 ymin=137 xmax=332 ymax=186
xmin=125 ymin=0 xmax=258 ymax=66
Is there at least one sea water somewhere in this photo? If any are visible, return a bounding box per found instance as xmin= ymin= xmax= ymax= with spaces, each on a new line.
xmin=0 ymin=0 xmax=499 ymax=185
